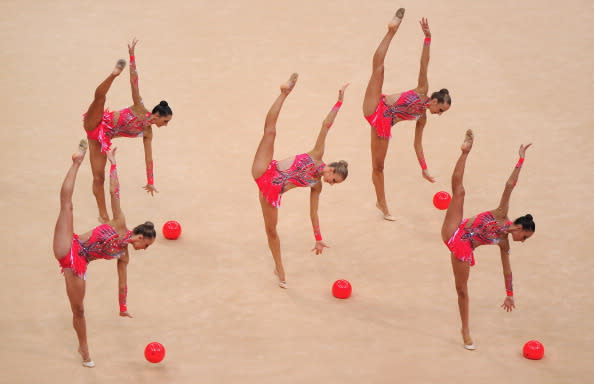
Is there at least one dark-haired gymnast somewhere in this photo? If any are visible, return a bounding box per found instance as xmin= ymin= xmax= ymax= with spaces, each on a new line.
xmin=53 ymin=141 xmax=157 ymax=367
xmin=363 ymin=8 xmax=451 ymax=220
xmin=82 ymin=38 xmax=173 ymax=222
xmin=441 ymin=130 xmax=535 ymax=350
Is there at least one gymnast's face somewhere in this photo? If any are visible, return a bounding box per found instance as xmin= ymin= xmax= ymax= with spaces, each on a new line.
xmin=511 ymin=229 xmax=534 ymax=243
xmin=428 ymin=101 xmax=450 ymax=115
xmin=153 ymin=114 xmax=173 ymax=127
xmin=131 ymin=235 xmax=156 ymax=250
xmin=322 ymin=168 xmax=344 ymax=185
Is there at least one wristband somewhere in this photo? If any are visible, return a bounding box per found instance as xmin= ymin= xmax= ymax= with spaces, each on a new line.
xmin=119 ymin=286 xmax=128 ymax=313
xmin=419 ymin=158 xmax=428 ymax=170
xmin=110 ymin=164 xmax=117 ymax=172
xmin=332 ymin=101 xmax=343 ymax=111
xmin=129 ymin=55 xmax=135 ymax=62
xmin=313 ymin=226 xmax=322 ymax=242
xmin=515 ymin=157 xmax=524 ymax=168
xmin=506 ymin=290 xmax=514 ymax=297
xmin=424 ymin=37 xmax=431 ymax=46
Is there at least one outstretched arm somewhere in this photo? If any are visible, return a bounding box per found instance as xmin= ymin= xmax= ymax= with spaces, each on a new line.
xmin=117 ymin=250 xmax=133 ymax=318
xmin=309 ymin=84 xmax=349 ymax=160
xmin=415 ymin=18 xmax=431 ymax=95
xmin=496 ymin=143 xmax=532 ymax=215
xmin=499 ymin=240 xmax=515 ymax=312
xmin=142 ymin=129 xmax=158 ymax=195
xmin=107 ymin=148 xmax=125 ymax=224
xmin=413 ymin=114 xmax=436 ymax=183
xmin=128 ymin=38 xmax=144 ymax=107
xmin=309 ymin=183 xmax=328 ymax=255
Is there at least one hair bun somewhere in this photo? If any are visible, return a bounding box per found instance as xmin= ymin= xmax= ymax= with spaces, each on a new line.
xmin=339 ymin=160 xmax=349 ymax=167
xmin=525 ymin=214 xmax=533 ymax=221
xmin=159 ymin=100 xmax=168 ymax=107
xmin=439 ymin=88 xmax=449 ymax=95
xmin=144 ymin=221 xmax=155 ymax=229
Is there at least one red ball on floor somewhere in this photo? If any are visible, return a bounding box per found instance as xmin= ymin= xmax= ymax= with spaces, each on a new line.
xmin=523 ymin=340 xmax=544 ymax=360
xmin=144 ymin=342 xmax=166 ymax=363
xmin=162 ymin=221 xmax=182 ymax=240
xmin=332 ymin=279 xmax=352 ymax=299
xmin=433 ymin=191 xmax=452 ymax=210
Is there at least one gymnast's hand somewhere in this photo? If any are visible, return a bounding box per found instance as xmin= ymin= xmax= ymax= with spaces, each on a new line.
xmin=119 ymin=311 xmax=134 ymax=318
xmin=143 ymin=184 xmax=159 ymax=196
xmin=519 ymin=143 xmax=532 ymax=158
xmin=128 ymin=38 xmax=139 ymax=55
xmin=501 ymin=296 xmax=515 ymax=312
xmin=338 ymin=83 xmax=349 ymax=102
xmin=312 ymin=241 xmax=329 ymax=255
xmin=419 ymin=17 xmax=431 ymax=38
xmin=422 ymin=169 xmax=436 ymax=183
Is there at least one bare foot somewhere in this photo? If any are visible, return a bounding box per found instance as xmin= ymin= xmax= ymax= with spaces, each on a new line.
xmin=388 ymin=8 xmax=405 ymax=31
xmin=280 ymin=73 xmax=298 ymax=94
xmin=72 ymin=139 xmax=88 ymax=164
xmin=274 ymin=268 xmax=287 ymax=289
xmin=112 ymin=59 xmax=127 ymax=76
xmin=461 ymin=129 xmax=474 ymax=154
xmin=376 ymin=202 xmax=396 ymax=221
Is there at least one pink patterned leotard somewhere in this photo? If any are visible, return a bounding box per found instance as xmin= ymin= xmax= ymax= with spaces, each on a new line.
xmin=85 ymin=107 xmax=151 ymax=153
xmin=255 ymin=153 xmax=325 ymax=208
xmin=445 ymin=211 xmax=512 ymax=266
xmin=365 ymin=89 xmax=430 ymax=139
xmin=58 ymin=224 xmax=133 ymax=279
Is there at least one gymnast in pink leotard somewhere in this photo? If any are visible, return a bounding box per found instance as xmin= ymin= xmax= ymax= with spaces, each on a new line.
xmin=251 ymin=74 xmax=349 ymax=289
xmin=82 ymin=39 xmax=173 ymax=223
xmin=362 ymin=8 xmax=452 ymax=221
xmin=441 ymin=130 xmax=535 ymax=351
xmin=52 ymin=141 xmax=156 ymax=367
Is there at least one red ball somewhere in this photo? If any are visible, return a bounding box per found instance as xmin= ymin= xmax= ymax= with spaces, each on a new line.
xmin=523 ymin=340 xmax=545 ymax=360
xmin=144 ymin=342 xmax=166 ymax=363
xmin=332 ymin=279 xmax=352 ymax=299
xmin=433 ymin=191 xmax=452 ymax=210
xmin=162 ymin=221 xmax=182 ymax=240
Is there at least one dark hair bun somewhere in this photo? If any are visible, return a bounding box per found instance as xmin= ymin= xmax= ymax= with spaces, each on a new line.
xmin=525 ymin=214 xmax=533 ymax=221
xmin=144 ymin=221 xmax=155 ymax=229
xmin=440 ymin=88 xmax=449 ymax=95
xmin=159 ymin=100 xmax=168 ymax=107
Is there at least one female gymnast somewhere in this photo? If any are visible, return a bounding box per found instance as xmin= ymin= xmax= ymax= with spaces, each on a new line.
xmin=251 ymin=74 xmax=349 ymax=289
xmin=53 ymin=140 xmax=156 ymax=367
xmin=363 ymin=8 xmax=451 ymax=220
xmin=83 ymin=38 xmax=173 ymax=223
xmin=441 ymin=130 xmax=535 ymax=350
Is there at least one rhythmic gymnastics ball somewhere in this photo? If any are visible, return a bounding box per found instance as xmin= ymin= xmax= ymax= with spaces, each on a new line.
xmin=523 ymin=340 xmax=544 ymax=360
xmin=433 ymin=191 xmax=452 ymax=210
xmin=332 ymin=279 xmax=352 ymax=299
xmin=144 ymin=342 xmax=166 ymax=363
xmin=162 ymin=221 xmax=182 ymax=240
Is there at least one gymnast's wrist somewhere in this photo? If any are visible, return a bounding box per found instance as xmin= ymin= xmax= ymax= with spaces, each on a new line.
xmin=515 ymin=157 xmax=524 ymax=168
xmin=419 ymin=158 xmax=428 ymax=170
